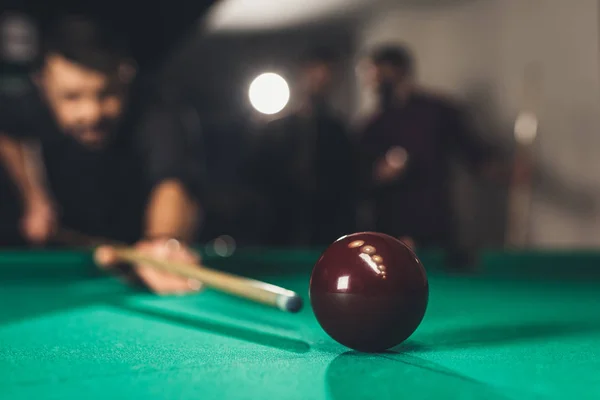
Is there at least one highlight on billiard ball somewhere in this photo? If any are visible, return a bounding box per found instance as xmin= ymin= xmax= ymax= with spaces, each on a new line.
xmin=309 ymin=232 xmax=429 ymax=352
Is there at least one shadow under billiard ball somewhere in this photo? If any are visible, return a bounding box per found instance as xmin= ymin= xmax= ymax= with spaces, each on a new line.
xmin=325 ymin=351 xmax=507 ymax=400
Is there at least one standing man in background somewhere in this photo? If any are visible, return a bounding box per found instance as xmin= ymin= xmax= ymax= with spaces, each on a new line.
xmin=0 ymin=15 xmax=205 ymax=293
xmin=245 ymin=48 xmax=356 ymax=247
xmin=357 ymin=44 xmax=500 ymax=259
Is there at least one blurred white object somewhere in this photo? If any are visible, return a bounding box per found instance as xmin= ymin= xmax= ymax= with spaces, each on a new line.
xmin=205 ymin=235 xmax=237 ymax=257
xmin=204 ymin=0 xmax=370 ymax=31
xmin=0 ymin=12 xmax=38 ymax=63
xmin=514 ymin=111 xmax=538 ymax=145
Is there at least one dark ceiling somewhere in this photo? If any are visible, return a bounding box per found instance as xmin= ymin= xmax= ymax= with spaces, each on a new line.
xmin=8 ymin=0 xmax=220 ymax=69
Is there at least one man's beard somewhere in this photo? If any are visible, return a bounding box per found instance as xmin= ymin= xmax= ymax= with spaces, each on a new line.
xmin=66 ymin=118 xmax=117 ymax=150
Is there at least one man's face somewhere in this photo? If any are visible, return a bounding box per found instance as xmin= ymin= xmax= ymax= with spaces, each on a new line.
xmin=302 ymin=62 xmax=334 ymax=100
xmin=37 ymin=54 xmax=128 ymax=149
xmin=369 ymin=62 xmax=404 ymax=92
xmin=365 ymin=61 xmax=412 ymax=108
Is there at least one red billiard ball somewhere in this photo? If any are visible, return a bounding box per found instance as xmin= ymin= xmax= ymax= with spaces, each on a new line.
xmin=309 ymin=232 xmax=428 ymax=352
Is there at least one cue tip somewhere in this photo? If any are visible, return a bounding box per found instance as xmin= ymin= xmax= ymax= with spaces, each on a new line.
xmin=279 ymin=293 xmax=303 ymax=313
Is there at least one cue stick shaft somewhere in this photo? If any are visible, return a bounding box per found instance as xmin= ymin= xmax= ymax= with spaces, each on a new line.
xmin=53 ymin=228 xmax=302 ymax=313
xmin=111 ymin=247 xmax=301 ymax=312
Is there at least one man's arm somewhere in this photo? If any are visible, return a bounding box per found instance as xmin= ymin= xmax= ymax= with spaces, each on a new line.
xmin=98 ymin=102 xmax=204 ymax=294
xmin=97 ymin=184 xmax=202 ymax=295
xmin=0 ymin=134 xmax=55 ymax=243
xmin=136 ymin=104 xmax=204 ymax=242
xmin=0 ymin=135 xmax=36 ymax=201
xmin=446 ymin=105 xmax=512 ymax=182
xmin=145 ymin=178 xmax=200 ymax=242
xmin=356 ymin=118 xmax=411 ymax=191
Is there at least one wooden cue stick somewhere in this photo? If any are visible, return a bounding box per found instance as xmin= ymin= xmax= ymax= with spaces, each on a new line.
xmin=54 ymin=228 xmax=303 ymax=313
xmin=107 ymin=247 xmax=303 ymax=313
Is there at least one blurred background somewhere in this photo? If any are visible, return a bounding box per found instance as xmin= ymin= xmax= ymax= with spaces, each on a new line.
xmin=2 ymin=0 xmax=600 ymax=252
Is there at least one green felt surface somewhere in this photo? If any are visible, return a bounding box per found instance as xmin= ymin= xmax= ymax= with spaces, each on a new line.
xmin=1 ymin=250 xmax=600 ymax=399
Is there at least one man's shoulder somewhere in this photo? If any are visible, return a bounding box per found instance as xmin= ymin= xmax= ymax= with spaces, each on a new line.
xmin=412 ymin=90 xmax=464 ymax=114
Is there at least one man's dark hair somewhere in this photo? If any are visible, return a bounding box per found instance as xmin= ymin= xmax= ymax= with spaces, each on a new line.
xmin=38 ymin=15 xmax=130 ymax=74
xmin=370 ymin=44 xmax=414 ymax=75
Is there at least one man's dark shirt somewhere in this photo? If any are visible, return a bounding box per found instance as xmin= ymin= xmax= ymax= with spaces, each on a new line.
xmin=358 ymin=91 xmax=491 ymax=247
xmin=244 ymin=108 xmax=356 ymax=246
xmin=0 ymin=77 xmax=203 ymax=244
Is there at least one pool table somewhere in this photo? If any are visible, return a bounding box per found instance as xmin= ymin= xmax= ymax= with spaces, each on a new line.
xmin=2 ymin=248 xmax=600 ymax=399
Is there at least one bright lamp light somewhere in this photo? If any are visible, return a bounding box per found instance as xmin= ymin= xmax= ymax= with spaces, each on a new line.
xmin=248 ymin=72 xmax=290 ymax=115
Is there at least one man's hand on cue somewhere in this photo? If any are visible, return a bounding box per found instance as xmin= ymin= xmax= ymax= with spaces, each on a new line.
xmin=95 ymin=238 xmax=204 ymax=295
